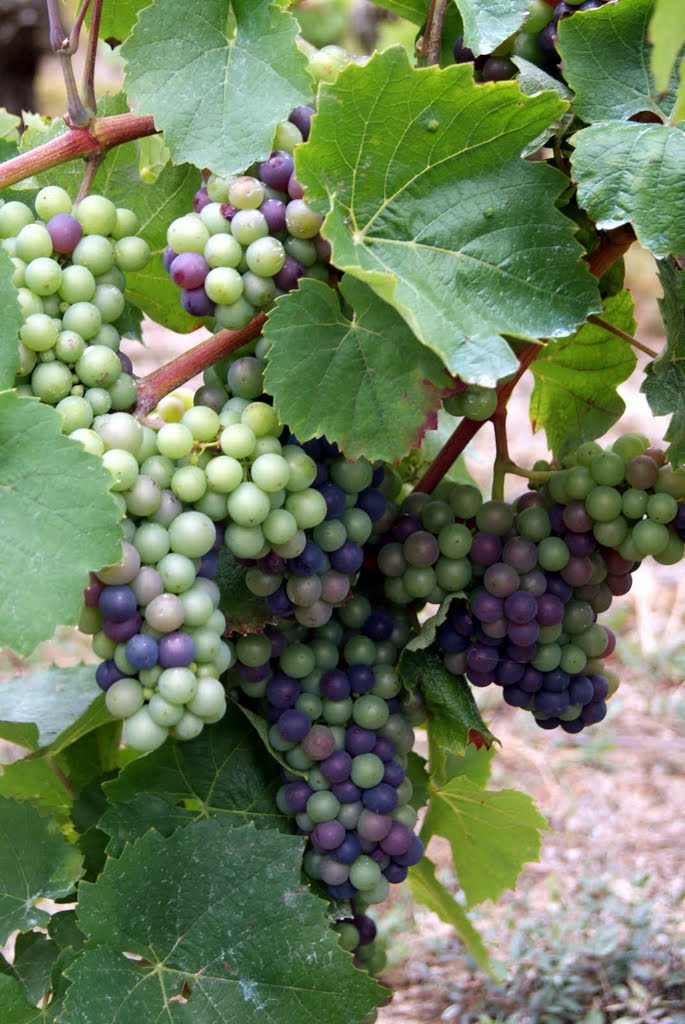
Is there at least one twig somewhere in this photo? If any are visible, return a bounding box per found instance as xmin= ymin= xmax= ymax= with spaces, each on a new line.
xmin=423 ymin=0 xmax=449 ymax=67
xmin=415 ymin=343 xmax=540 ymax=494
xmin=0 ymin=113 xmax=158 ymax=190
xmin=75 ymin=152 xmax=102 ymax=202
xmin=69 ymin=0 xmax=93 ymax=51
xmin=587 ymin=314 xmax=658 ymax=358
xmin=46 ymin=0 xmax=90 ymax=126
xmin=133 ymin=314 xmax=268 ymax=416
xmin=47 ymin=756 xmax=77 ymax=800
xmin=82 ymin=0 xmax=104 ymax=115
xmin=586 ymin=225 xmax=636 ymax=279
xmin=491 ymin=406 xmax=509 ymax=501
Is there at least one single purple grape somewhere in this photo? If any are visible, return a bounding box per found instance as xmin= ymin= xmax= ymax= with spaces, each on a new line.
xmin=318 ymin=481 xmax=347 ymax=519
xmin=345 ymin=725 xmax=376 ymax=755
xmin=330 ymin=541 xmax=363 ymax=574
xmin=362 ymin=783 xmax=398 ymax=814
xmin=382 ymin=761 xmax=405 ymax=788
xmin=320 ymin=669 xmax=351 ymax=700
xmin=124 ymin=633 xmax=159 ymax=670
xmin=266 ymin=585 xmax=295 ymax=618
xmin=284 ymin=781 xmax=312 ymax=813
xmin=95 ymin=659 xmax=126 ymax=691
xmin=181 ymin=286 xmax=215 ymax=318
xmin=384 ymin=862 xmax=409 ymax=884
xmin=158 ymin=631 xmax=196 ymax=668
xmin=536 ymin=593 xmax=565 ymax=626
xmin=162 ymin=246 xmax=178 ymax=272
xmin=274 ymin=255 xmax=305 ymax=291
xmin=503 ymin=686 xmax=531 ymax=708
xmin=170 ymin=252 xmax=210 ymax=290
xmin=590 ymin=674 xmax=610 ymax=700
xmin=288 ymin=540 xmax=325 ymax=577
xmin=495 ymin=658 xmax=525 ymax=687
xmin=311 ymin=820 xmax=345 ymax=852
xmin=237 ymin=661 xmax=270 ymax=683
xmin=47 ymin=213 xmax=83 ymax=254
xmin=99 ymin=585 xmax=137 ymax=623
xmin=569 ymin=675 xmax=594 ymax=705
xmin=467 ymin=644 xmax=499 ymax=674
xmin=197 ymin=552 xmax=218 ymax=579
xmin=393 ymin=835 xmax=424 ymax=868
xmin=266 ymin=673 xmax=301 ymax=708
xmin=331 ymin=780 xmax=361 ymax=803
xmin=356 ymin=488 xmax=387 ymax=522
xmin=277 ymin=709 xmax=311 ymax=742
xmin=373 ymin=738 xmax=396 ymax=763
xmin=536 ymin=690 xmax=570 ymax=716
xmin=83 ymin=574 xmax=104 ymax=608
xmin=288 ymin=105 xmax=315 ymax=140
xmin=320 ymin=750 xmax=353 ymax=784
xmin=102 ymin=612 xmax=142 ymax=643
xmin=259 ymin=150 xmax=295 ymax=191
xmin=347 ymin=664 xmax=374 ymax=694
xmin=508 ymin=620 xmax=539 ymax=646
xmin=581 ymin=700 xmax=607 ymax=725
xmin=470 ymin=532 xmax=502 ymax=567
xmin=503 ymin=591 xmax=538 ymax=624
xmin=331 ymin=832 xmax=361 ymax=864
xmin=327 ymin=881 xmax=358 ymax=900
xmin=519 ymin=667 xmax=543 ymax=693
xmin=287 ymin=174 xmax=304 ymax=200
xmin=193 ymin=187 xmax=211 ymax=212
xmin=542 ymin=669 xmax=570 ymax=693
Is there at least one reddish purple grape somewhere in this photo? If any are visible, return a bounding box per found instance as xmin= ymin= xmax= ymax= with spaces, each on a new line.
xmin=47 ymin=213 xmax=83 ymax=254
xmin=181 ymin=286 xmax=215 ymax=317
xmin=260 ymin=198 xmax=287 ymax=233
xmin=193 ymin=187 xmax=211 ymax=212
xmin=259 ymin=150 xmax=295 ymax=191
xmin=170 ymin=252 xmax=210 ymax=289
xmin=274 ymin=255 xmax=305 ymax=290
xmin=124 ymin=633 xmax=159 ymax=670
xmin=288 ymin=105 xmax=315 ymax=140
xmin=158 ymin=631 xmax=196 ymax=668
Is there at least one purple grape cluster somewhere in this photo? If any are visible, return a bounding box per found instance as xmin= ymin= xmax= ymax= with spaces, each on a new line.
xmin=229 ymin=598 xmax=424 ymax=906
xmin=163 ymin=105 xmax=332 ymax=330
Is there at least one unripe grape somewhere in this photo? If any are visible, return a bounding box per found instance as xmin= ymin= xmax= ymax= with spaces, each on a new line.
xmin=123 ymin=707 xmax=168 ymax=751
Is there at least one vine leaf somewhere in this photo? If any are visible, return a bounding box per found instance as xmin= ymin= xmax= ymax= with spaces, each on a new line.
xmin=421 ymin=777 xmax=549 ymax=907
xmin=100 ymin=706 xmax=286 ymax=854
xmin=454 ymin=0 xmax=530 ymax=56
xmin=264 ymin=277 xmax=448 ymax=461
xmin=0 ymin=249 xmax=21 ymax=388
xmin=649 ymin=0 xmax=685 ymax=93
xmin=216 ymin=547 xmax=277 ymax=634
xmin=399 ymin=598 xmax=495 ymax=785
xmin=0 ymin=393 xmax=122 ymax=656
xmin=61 ymin=821 xmax=385 ymax=1024
xmin=297 ymin=48 xmax=598 ymax=383
xmin=0 ymin=973 xmax=47 ymax=1023
xmin=90 ymin=0 xmax=152 ymax=44
xmin=408 ymin=857 xmax=503 ymax=979
xmin=530 ymin=290 xmax=638 ymax=458
xmin=122 ymin=0 xmax=311 ymax=177
xmin=561 ymin=0 xmax=685 ymax=258
xmin=10 ymin=932 xmax=59 ymax=1007
xmin=641 ymin=258 xmax=685 ymax=463
xmin=0 ymin=796 xmax=83 ymax=944
xmin=0 ymin=665 xmax=102 ymax=751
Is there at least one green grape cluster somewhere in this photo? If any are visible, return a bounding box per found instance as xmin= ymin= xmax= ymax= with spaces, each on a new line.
xmin=2 ymin=187 xmax=150 ymax=427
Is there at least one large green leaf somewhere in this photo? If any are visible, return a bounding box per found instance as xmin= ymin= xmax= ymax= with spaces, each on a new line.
xmin=408 ymin=857 xmax=502 ymax=979
xmin=641 ymin=258 xmax=685 ymax=463
xmin=297 ymin=48 xmax=598 ymax=382
xmin=530 ymin=290 xmax=638 ymax=458
xmin=92 ymin=0 xmax=153 ymax=43
xmin=455 ymin=0 xmax=530 ymax=56
xmin=61 ymin=821 xmax=384 ymax=1023
xmin=122 ymin=0 xmax=311 ymax=177
xmin=101 ymin=706 xmax=286 ymax=854
xmin=0 ymin=249 xmax=21 ymax=388
xmin=0 ymin=797 xmax=83 ymax=944
xmin=559 ymin=0 xmax=671 ymax=122
xmin=421 ymin=776 xmax=548 ymax=907
xmin=649 ymin=0 xmax=685 ymax=93
xmin=0 ymin=973 xmax=47 ymax=1024
xmin=0 ymin=665 xmax=101 ymax=751
xmin=571 ymin=122 xmax=685 ymax=258
xmin=0 ymin=393 xmax=122 ymax=656
xmin=264 ymin=277 xmax=447 ymax=461
xmin=11 ymin=932 xmax=60 ymax=1007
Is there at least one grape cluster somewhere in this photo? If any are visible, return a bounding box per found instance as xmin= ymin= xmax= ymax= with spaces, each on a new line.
xmin=186 ymin=351 xmax=391 ymax=626
xmin=163 ymin=102 xmax=332 ymax=330
xmin=453 ymin=0 xmax=609 ymax=82
xmin=335 ymin=912 xmax=387 ymax=977
xmin=2 ymin=187 xmax=149 ymax=425
xmin=372 ymin=433 xmax=684 ymax=733
xmin=78 ymin=411 xmax=234 ymax=752
xmin=230 ymin=597 xmax=424 ymax=905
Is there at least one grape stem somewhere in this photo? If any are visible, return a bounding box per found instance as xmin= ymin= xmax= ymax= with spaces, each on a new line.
xmin=587 ymin=315 xmax=658 ymax=358
xmin=414 ymin=343 xmax=540 ymax=494
xmin=69 ymin=0 xmax=93 ymax=52
xmin=586 ymin=224 xmax=636 ymax=279
xmin=133 ymin=313 xmax=268 ymax=416
xmin=75 ymin=152 xmax=102 ymax=202
xmin=47 ymin=756 xmax=77 ymax=799
xmin=0 ymin=113 xmax=158 ymax=190
xmin=491 ymin=406 xmax=509 ymax=501
xmin=418 ymin=0 xmax=449 ymax=67
xmin=46 ymin=0 xmax=90 ymax=127
xmin=82 ymin=0 xmax=104 ymax=115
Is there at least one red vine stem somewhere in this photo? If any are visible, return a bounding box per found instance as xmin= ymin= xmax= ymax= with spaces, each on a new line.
xmin=133 ymin=314 xmax=268 ymax=417
xmin=414 ymin=343 xmax=540 ymax=494
xmin=0 ymin=113 xmax=158 ymax=190
xmin=419 ymin=0 xmax=449 ymax=67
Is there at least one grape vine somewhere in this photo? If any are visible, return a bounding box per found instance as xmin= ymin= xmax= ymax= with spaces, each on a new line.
xmin=0 ymin=1 xmax=683 ymax=1022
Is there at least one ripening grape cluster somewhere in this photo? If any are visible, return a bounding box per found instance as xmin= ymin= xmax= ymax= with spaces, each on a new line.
xmin=229 ymin=598 xmax=424 ymax=908
xmin=453 ymin=0 xmax=609 ymax=83
xmin=2 ymin=187 xmax=149 ymax=424
xmin=370 ymin=432 xmax=685 ymax=733
xmin=163 ymin=100 xmax=335 ymax=330
xmin=75 ymin=410 xmax=234 ymax=751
